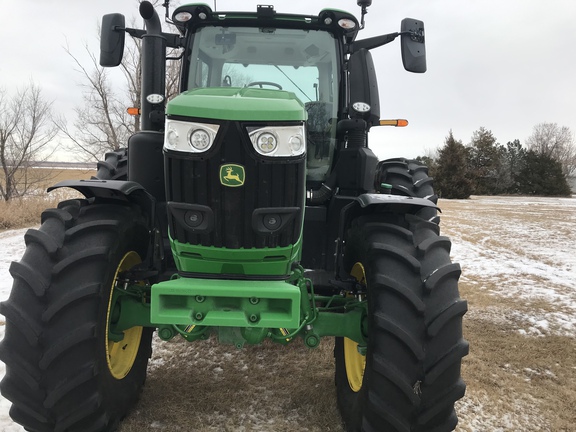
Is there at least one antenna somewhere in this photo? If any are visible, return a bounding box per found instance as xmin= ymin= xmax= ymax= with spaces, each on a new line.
xmin=357 ymin=0 xmax=372 ymax=29
xmin=214 ymin=1 xmax=217 ymax=10
xmin=162 ymin=0 xmax=172 ymax=23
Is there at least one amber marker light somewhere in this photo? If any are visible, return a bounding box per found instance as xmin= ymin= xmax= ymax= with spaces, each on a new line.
xmin=127 ymin=107 xmax=141 ymax=116
xmin=379 ymin=119 xmax=409 ymax=127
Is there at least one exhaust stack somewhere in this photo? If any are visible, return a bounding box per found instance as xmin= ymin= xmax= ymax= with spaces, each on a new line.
xmin=139 ymin=1 xmax=166 ymax=131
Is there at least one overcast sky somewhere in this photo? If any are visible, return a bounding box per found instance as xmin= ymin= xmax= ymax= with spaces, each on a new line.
xmin=1 ymin=0 xmax=575 ymax=161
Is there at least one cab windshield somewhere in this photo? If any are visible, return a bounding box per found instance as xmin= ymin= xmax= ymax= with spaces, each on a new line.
xmin=187 ymin=26 xmax=339 ymax=180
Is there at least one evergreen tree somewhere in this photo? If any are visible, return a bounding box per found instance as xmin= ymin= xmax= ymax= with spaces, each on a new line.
xmin=502 ymin=139 xmax=526 ymax=194
xmin=467 ymin=127 xmax=504 ymax=195
xmin=434 ymin=131 xmax=473 ymax=199
xmin=415 ymin=155 xmax=436 ymax=178
xmin=517 ymin=150 xmax=571 ymax=196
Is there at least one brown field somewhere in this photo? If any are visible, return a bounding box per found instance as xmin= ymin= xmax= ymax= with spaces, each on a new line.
xmin=118 ymin=196 xmax=576 ymax=431
xmin=0 ymin=168 xmax=94 ymax=229
xmin=2 ymin=188 xmax=575 ymax=431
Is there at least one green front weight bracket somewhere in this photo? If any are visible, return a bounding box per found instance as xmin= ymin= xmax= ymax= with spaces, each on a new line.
xmin=150 ymin=277 xmax=301 ymax=329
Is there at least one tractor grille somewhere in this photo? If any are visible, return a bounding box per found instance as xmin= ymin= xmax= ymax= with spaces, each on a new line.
xmin=165 ymin=120 xmax=305 ymax=249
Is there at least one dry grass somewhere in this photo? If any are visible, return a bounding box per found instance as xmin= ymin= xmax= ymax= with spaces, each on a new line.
xmin=117 ymin=195 xmax=576 ymax=431
xmin=456 ymin=280 xmax=576 ymax=431
xmin=118 ymin=296 xmax=576 ymax=431
xmin=120 ymin=338 xmax=343 ymax=432
xmin=2 ymin=186 xmax=574 ymax=430
xmin=0 ymin=168 xmax=94 ymax=229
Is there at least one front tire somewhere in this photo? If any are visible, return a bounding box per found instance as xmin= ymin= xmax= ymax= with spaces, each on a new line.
xmin=0 ymin=199 xmax=153 ymax=431
xmin=335 ymin=213 xmax=468 ymax=432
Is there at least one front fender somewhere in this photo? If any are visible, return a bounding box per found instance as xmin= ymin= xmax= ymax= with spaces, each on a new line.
xmin=355 ymin=193 xmax=439 ymax=212
xmin=48 ymin=179 xmax=156 ymax=225
xmin=337 ymin=193 xmax=439 ymax=243
xmin=48 ymin=179 xmax=145 ymax=199
xmin=334 ymin=193 xmax=439 ymax=279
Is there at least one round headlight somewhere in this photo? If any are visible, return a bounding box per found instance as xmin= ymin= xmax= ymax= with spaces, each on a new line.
xmin=289 ymin=135 xmax=303 ymax=153
xmin=257 ymin=132 xmax=277 ymax=154
xmin=189 ymin=129 xmax=211 ymax=151
xmin=166 ymin=128 xmax=179 ymax=149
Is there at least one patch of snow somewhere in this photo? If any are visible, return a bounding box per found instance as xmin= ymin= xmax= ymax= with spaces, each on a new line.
xmin=456 ymin=389 xmax=549 ymax=431
xmin=0 ymin=229 xmax=27 ymax=432
xmin=0 ymin=195 xmax=575 ymax=429
xmin=441 ymin=195 xmax=576 ymax=337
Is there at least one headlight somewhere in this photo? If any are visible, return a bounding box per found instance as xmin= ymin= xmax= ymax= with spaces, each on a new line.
xmin=248 ymin=125 xmax=306 ymax=157
xmin=189 ymin=129 xmax=211 ymax=151
xmin=164 ymin=119 xmax=219 ymax=153
xmin=256 ymin=132 xmax=278 ymax=154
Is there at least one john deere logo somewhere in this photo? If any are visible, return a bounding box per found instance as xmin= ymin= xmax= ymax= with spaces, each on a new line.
xmin=220 ymin=164 xmax=245 ymax=187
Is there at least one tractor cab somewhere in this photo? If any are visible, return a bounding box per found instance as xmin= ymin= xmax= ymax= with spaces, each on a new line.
xmin=169 ymin=4 xmax=360 ymax=186
xmin=182 ymin=22 xmax=339 ymax=182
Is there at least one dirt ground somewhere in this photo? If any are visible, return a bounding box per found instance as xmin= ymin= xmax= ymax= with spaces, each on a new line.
xmin=116 ymin=195 xmax=576 ymax=432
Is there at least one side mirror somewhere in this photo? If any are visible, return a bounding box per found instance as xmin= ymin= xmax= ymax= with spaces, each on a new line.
xmin=401 ymin=18 xmax=426 ymax=73
xmin=100 ymin=13 xmax=126 ymax=67
xmin=348 ymin=48 xmax=380 ymax=125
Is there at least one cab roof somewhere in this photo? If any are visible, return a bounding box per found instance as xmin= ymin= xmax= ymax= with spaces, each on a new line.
xmin=172 ymin=3 xmax=361 ymax=44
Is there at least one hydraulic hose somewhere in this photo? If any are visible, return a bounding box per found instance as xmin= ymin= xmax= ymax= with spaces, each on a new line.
xmin=307 ymin=170 xmax=337 ymax=204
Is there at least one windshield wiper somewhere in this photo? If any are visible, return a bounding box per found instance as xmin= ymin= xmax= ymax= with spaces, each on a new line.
xmin=274 ymin=65 xmax=313 ymax=102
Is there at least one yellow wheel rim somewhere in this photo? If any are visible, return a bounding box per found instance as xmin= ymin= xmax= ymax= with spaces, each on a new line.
xmin=105 ymin=251 xmax=144 ymax=379
xmin=344 ymin=262 xmax=367 ymax=393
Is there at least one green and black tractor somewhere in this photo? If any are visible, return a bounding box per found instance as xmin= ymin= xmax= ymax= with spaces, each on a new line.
xmin=0 ymin=1 xmax=468 ymax=431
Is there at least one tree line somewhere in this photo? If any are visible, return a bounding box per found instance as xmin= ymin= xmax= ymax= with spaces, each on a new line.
xmin=419 ymin=125 xmax=575 ymax=198
xmin=1 ymin=22 xmax=575 ymax=202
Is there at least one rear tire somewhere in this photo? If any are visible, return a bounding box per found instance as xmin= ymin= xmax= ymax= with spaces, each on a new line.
xmin=0 ymin=199 xmax=153 ymax=431
xmin=336 ymin=213 xmax=468 ymax=432
xmin=376 ymin=158 xmax=438 ymax=223
xmin=93 ymin=148 xmax=128 ymax=181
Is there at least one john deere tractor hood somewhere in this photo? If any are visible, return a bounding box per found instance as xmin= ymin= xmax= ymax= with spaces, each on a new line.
xmin=166 ymin=87 xmax=306 ymax=122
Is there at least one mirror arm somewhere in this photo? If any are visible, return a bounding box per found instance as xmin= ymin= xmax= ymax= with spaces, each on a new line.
xmin=124 ymin=27 xmax=146 ymax=38
xmin=349 ymin=32 xmax=399 ymax=54
xmin=350 ymin=28 xmax=424 ymax=54
xmin=120 ymin=27 xmax=184 ymax=48
xmin=399 ymin=29 xmax=425 ymax=43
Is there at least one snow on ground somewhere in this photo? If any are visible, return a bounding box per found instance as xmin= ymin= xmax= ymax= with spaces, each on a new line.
xmin=0 ymin=196 xmax=575 ymax=430
xmin=439 ymin=195 xmax=576 ymax=338
xmin=0 ymin=229 xmax=29 ymax=431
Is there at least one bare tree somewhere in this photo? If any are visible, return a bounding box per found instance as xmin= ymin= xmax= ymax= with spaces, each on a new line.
xmin=526 ymin=122 xmax=576 ymax=176
xmin=56 ymin=12 xmax=183 ymax=162
xmin=55 ymin=43 xmax=138 ymax=161
xmin=0 ymin=83 xmax=57 ymax=201
xmin=119 ymin=33 xmax=143 ymax=132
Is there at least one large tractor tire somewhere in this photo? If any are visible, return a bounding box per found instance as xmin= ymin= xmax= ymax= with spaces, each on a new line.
xmin=0 ymin=199 xmax=153 ymax=432
xmin=92 ymin=148 xmax=128 ymax=181
xmin=376 ymin=158 xmax=438 ymax=223
xmin=336 ymin=212 xmax=468 ymax=432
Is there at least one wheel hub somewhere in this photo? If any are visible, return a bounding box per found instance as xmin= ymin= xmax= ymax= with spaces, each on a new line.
xmin=105 ymin=251 xmax=144 ymax=379
xmin=344 ymin=262 xmax=367 ymax=392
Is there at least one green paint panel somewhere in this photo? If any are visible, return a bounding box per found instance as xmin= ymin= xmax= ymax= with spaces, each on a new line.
xmin=171 ymin=237 xmax=302 ymax=276
xmin=150 ymin=278 xmax=301 ymax=328
xmin=167 ymin=87 xmax=306 ymax=121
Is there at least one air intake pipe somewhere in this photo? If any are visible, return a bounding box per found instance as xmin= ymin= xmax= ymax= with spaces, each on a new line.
xmin=139 ymin=1 xmax=166 ymax=131
xmin=307 ymin=170 xmax=337 ymax=204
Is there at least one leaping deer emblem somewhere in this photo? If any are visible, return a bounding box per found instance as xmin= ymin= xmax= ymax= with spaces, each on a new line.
xmin=220 ymin=164 xmax=245 ymax=187
xmin=224 ymin=167 xmax=241 ymax=183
